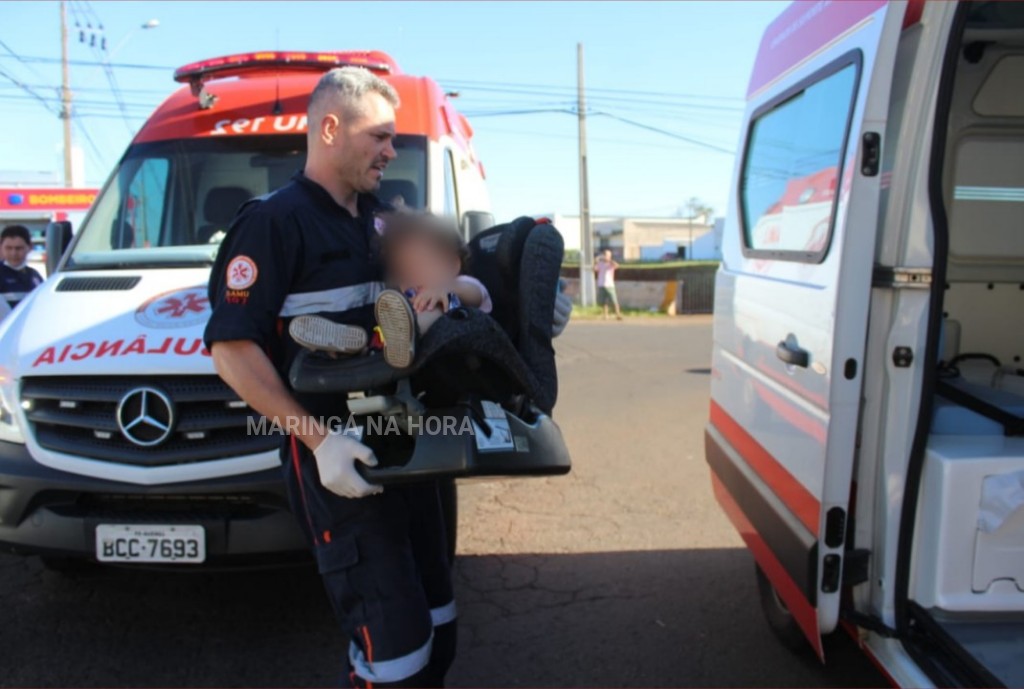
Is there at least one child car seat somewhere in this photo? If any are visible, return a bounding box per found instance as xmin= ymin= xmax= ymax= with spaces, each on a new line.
xmin=288 ymin=216 xmax=571 ymax=483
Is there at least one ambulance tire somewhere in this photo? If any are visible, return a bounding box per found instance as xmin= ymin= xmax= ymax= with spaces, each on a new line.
xmin=439 ymin=478 xmax=458 ymax=565
xmin=755 ymin=563 xmax=812 ymax=654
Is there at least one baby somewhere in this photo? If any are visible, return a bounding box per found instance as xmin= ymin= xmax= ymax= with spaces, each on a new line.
xmin=289 ymin=211 xmax=492 ymax=369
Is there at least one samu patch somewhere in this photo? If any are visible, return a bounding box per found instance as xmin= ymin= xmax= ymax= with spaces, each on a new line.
xmin=226 ymin=255 xmax=258 ymax=290
xmin=225 ymin=289 xmax=250 ymax=305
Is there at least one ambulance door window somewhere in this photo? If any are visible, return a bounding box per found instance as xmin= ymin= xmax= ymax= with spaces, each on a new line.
xmin=740 ymin=61 xmax=858 ymax=261
xmin=121 ymin=158 xmax=169 ymax=249
xmin=443 ymin=149 xmax=459 ymax=219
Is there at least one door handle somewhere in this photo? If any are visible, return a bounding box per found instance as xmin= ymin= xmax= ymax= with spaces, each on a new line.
xmin=776 ymin=340 xmax=809 ymax=368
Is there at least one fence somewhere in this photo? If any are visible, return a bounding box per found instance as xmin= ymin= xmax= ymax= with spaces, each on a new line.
xmin=676 ymin=271 xmax=716 ymax=314
xmin=560 ymin=273 xmax=717 ymax=314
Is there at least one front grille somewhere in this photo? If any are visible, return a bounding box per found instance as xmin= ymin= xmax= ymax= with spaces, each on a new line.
xmin=57 ymin=493 xmax=286 ymax=521
xmin=55 ymin=275 xmax=142 ymax=291
xmin=21 ymin=376 xmax=279 ymax=467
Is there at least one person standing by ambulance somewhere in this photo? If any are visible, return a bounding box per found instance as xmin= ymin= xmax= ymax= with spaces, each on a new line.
xmin=203 ymin=67 xmax=457 ymax=687
xmin=0 ymin=225 xmax=44 ymax=311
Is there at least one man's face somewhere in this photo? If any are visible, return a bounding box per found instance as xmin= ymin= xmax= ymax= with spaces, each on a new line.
xmin=332 ymin=92 xmax=397 ymax=194
xmin=602 ymin=250 xmax=612 ymax=261
xmin=1 ymin=237 xmax=30 ymax=266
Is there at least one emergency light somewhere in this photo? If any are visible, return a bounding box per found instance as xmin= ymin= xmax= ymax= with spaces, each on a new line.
xmin=173 ymin=50 xmax=398 ymax=86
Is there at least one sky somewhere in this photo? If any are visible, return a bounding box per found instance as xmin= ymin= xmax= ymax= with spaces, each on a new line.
xmin=0 ymin=0 xmax=787 ymax=224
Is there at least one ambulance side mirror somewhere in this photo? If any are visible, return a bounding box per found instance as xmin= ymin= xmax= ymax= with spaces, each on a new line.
xmin=45 ymin=221 xmax=73 ymax=275
xmin=463 ymin=211 xmax=495 ymax=240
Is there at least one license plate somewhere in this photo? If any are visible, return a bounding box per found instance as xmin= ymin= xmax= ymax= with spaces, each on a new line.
xmin=95 ymin=524 xmax=206 ymax=564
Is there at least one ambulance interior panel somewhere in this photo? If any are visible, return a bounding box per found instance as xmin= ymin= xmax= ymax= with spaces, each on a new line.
xmin=911 ymin=22 xmax=1024 ymax=669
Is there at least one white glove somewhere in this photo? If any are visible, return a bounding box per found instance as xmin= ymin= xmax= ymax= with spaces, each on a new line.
xmin=312 ymin=431 xmax=383 ymax=499
xmin=552 ymin=292 xmax=572 ymax=338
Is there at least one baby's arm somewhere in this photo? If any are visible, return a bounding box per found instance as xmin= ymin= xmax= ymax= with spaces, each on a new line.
xmin=410 ymin=276 xmax=492 ymax=313
xmin=452 ymin=275 xmax=492 ymax=312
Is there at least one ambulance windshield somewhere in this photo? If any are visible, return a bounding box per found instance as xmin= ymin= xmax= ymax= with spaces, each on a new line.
xmin=65 ymin=134 xmax=428 ymax=270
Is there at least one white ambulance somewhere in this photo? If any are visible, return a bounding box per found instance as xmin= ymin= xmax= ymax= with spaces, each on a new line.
xmin=0 ymin=50 xmax=490 ymax=570
xmin=707 ymin=1 xmax=1023 ymax=686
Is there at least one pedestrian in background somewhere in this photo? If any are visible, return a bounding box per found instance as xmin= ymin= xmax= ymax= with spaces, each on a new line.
xmin=594 ymin=249 xmax=623 ymax=320
xmin=0 ymin=225 xmax=44 ymax=311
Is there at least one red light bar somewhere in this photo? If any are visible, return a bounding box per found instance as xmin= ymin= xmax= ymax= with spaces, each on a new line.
xmin=173 ymin=50 xmax=398 ymax=84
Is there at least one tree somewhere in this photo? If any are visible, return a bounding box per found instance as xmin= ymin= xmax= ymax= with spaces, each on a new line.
xmin=681 ymin=197 xmax=714 ymax=261
xmin=683 ymin=197 xmax=714 ymax=223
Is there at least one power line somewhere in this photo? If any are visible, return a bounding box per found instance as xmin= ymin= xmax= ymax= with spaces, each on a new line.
xmin=67 ymin=0 xmax=134 ymax=134
xmin=0 ymin=37 xmax=54 ymax=87
xmin=0 ymin=92 xmax=156 ymax=110
xmin=470 ymin=125 xmax=734 ymax=153
xmin=592 ymin=111 xmax=735 ymax=155
xmin=441 ymin=77 xmax=744 ymax=103
xmin=0 ymin=54 xmax=173 ymax=71
xmin=447 ymin=82 xmax=744 ymax=113
xmin=0 ymin=65 xmax=59 ymax=115
xmin=453 ymin=105 xmax=736 ymax=154
xmin=72 ymin=113 xmax=110 ymax=171
xmin=461 ymin=107 xmax=576 ymax=118
xmin=0 ymin=54 xmax=747 ymax=111
xmin=0 ymin=81 xmax=169 ymax=95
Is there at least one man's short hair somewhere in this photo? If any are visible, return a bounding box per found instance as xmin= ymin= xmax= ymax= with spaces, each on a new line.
xmin=1 ymin=225 xmax=32 ymax=245
xmin=308 ymin=66 xmax=400 ymax=122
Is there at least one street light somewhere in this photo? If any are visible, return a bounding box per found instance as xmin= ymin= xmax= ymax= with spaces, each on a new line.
xmin=107 ymin=19 xmax=160 ymax=60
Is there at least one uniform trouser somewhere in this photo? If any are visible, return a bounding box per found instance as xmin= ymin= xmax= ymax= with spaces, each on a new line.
xmin=282 ymin=436 xmax=456 ymax=687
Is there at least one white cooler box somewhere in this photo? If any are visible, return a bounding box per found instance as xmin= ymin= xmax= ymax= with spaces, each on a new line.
xmin=911 ymin=435 xmax=1024 ymax=611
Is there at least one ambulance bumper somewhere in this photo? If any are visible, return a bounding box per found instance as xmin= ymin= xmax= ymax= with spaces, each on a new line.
xmin=0 ymin=440 xmax=310 ymax=567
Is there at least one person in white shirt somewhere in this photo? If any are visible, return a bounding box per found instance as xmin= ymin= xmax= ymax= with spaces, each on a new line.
xmin=594 ymin=249 xmax=623 ymax=321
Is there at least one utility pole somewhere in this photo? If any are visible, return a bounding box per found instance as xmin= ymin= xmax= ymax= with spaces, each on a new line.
xmin=59 ymin=0 xmax=74 ymax=187
xmin=577 ymin=42 xmax=595 ymax=308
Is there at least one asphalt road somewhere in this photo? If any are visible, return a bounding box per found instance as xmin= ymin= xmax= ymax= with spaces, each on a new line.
xmin=0 ymin=318 xmax=887 ymax=688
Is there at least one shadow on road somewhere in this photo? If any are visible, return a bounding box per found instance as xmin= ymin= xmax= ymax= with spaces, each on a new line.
xmin=1 ymin=547 xmax=885 ymax=688
xmin=450 ymin=548 xmax=886 ymax=688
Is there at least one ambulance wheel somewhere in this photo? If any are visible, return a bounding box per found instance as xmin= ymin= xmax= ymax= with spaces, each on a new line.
xmin=439 ymin=478 xmax=457 ymax=565
xmin=755 ymin=563 xmax=811 ymax=654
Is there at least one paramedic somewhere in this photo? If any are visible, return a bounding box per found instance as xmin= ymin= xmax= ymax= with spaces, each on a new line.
xmin=204 ymin=67 xmax=456 ymax=687
xmin=0 ymin=225 xmax=44 ymax=310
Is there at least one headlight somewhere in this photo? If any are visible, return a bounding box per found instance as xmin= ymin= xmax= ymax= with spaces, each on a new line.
xmin=0 ymin=366 xmax=25 ymax=444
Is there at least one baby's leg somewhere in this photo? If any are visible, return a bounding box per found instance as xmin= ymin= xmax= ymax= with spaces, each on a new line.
xmin=416 ymin=307 xmax=443 ymax=334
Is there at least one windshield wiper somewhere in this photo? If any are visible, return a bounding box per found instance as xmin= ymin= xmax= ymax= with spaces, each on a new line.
xmin=63 ymin=259 xmax=215 ymax=271
xmin=64 ymin=246 xmax=219 ymax=271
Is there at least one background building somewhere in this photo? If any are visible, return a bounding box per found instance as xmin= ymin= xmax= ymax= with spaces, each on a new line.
xmin=534 ymin=212 xmax=723 ymax=261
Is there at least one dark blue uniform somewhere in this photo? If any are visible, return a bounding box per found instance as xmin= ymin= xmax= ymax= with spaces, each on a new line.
xmin=204 ymin=172 xmax=456 ymax=687
xmin=0 ymin=263 xmax=43 ymax=310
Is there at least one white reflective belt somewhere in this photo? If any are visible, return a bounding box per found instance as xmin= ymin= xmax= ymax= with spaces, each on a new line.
xmin=349 ymin=631 xmax=432 ymax=684
xmin=430 ymin=600 xmax=457 ymax=626
xmin=278 ymin=281 xmax=383 ymax=317
xmin=1 ymin=292 xmax=27 ymax=302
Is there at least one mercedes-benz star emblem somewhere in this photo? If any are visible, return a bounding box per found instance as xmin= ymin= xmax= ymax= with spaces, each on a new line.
xmin=116 ymin=387 xmax=175 ymax=447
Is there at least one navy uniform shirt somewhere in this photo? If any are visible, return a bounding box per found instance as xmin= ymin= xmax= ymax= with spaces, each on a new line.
xmin=0 ymin=263 xmax=44 ymax=309
xmin=204 ymin=171 xmax=388 ymax=417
